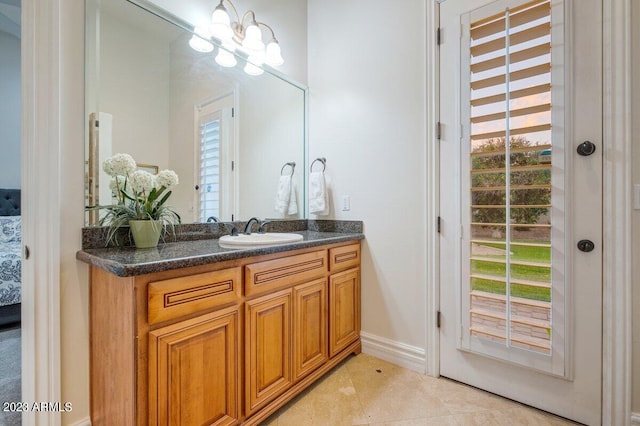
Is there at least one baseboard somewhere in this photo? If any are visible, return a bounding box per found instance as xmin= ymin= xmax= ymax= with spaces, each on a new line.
xmin=631 ymin=412 xmax=640 ymax=426
xmin=68 ymin=417 xmax=91 ymax=426
xmin=360 ymin=331 xmax=426 ymax=374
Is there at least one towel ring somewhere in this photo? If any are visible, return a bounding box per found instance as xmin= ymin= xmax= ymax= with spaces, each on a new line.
xmin=310 ymin=157 xmax=326 ymax=172
xmin=281 ymin=161 xmax=296 ymax=176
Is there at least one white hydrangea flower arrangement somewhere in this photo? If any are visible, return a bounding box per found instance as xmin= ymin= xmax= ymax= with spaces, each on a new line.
xmin=91 ymin=153 xmax=181 ymax=245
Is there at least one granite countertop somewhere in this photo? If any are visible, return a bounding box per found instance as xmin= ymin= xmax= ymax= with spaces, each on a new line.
xmin=77 ymin=230 xmax=364 ymax=277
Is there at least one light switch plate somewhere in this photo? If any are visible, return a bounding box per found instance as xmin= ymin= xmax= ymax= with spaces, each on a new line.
xmin=342 ymin=196 xmax=350 ymax=211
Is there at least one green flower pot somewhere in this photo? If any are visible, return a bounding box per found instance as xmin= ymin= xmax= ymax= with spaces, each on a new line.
xmin=129 ymin=220 xmax=163 ymax=248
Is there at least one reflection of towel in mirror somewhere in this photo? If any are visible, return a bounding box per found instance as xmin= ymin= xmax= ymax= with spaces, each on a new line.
xmin=275 ymin=175 xmax=292 ymax=214
xmin=309 ymin=171 xmax=329 ymax=215
xmin=287 ymin=182 xmax=298 ymax=215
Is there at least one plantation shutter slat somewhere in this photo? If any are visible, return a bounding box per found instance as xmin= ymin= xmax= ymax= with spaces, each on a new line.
xmin=471 ymin=63 xmax=551 ymax=91
xmin=471 ymin=103 xmax=551 ymax=124
xmin=471 ymin=43 xmax=551 ymax=73
xmin=471 ymin=23 xmax=550 ymax=57
xmin=471 ymin=184 xmax=551 ymax=192
xmin=471 ymin=143 xmax=551 ymax=158
xmin=471 ymin=124 xmax=551 ymax=141
xmin=470 ymin=257 xmax=551 ymax=270
xmin=470 ymin=274 xmax=551 ymax=289
xmin=471 ymin=163 xmax=552 ymax=175
xmin=472 ymin=242 xmax=552 ymax=252
xmin=471 ymin=83 xmax=550 ymax=107
xmin=471 ymin=205 xmax=552 ymax=210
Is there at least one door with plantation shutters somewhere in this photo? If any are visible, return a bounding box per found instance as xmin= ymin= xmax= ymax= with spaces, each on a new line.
xmin=195 ymin=94 xmax=236 ymax=222
xmin=438 ymin=0 xmax=602 ymax=424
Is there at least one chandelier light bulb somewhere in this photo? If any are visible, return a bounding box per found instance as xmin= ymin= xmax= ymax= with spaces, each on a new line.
xmin=265 ymin=39 xmax=284 ymax=66
xmin=188 ymin=27 xmax=214 ymax=53
xmin=215 ymin=48 xmax=237 ymax=67
xmin=243 ymin=23 xmax=265 ymax=52
xmin=244 ymin=62 xmax=264 ymax=76
xmin=211 ymin=3 xmax=233 ymax=40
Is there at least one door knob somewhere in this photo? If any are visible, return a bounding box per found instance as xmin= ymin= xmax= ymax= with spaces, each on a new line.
xmin=577 ymin=239 xmax=595 ymax=252
xmin=577 ymin=141 xmax=596 ymax=156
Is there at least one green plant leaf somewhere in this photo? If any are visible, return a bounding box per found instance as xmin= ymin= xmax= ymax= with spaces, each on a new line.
xmin=158 ymin=190 xmax=172 ymax=207
xmin=121 ymin=190 xmax=136 ymax=202
xmin=147 ymin=187 xmax=158 ymax=203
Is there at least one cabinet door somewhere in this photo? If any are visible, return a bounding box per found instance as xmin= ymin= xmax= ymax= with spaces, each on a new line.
xmin=149 ymin=306 xmax=240 ymax=426
xmin=293 ymin=279 xmax=328 ymax=382
xmin=245 ymin=289 xmax=293 ymax=414
xmin=329 ymin=268 xmax=361 ymax=358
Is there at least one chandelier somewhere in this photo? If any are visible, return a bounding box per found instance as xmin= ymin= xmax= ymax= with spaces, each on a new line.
xmin=188 ymin=0 xmax=284 ymax=76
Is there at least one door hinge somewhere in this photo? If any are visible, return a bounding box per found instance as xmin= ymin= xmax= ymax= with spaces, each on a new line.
xmin=437 ymin=311 xmax=441 ymax=328
xmin=436 ymin=27 xmax=441 ymax=45
xmin=436 ymin=122 xmax=441 ymax=140
xmin=437 ymin=216 xmax=441 ymax=233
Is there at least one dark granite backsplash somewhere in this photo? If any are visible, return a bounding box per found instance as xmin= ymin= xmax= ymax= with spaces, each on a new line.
xmin=307 ymin=220 xmax=363 ymax=233
xmin=82 ymin=219 xmax=362 ymax=249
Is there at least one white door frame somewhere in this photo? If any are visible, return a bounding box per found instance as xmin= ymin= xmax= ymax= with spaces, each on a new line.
xmin=601 ymin=0 xmax=633 ymax=423
xmin=22 ymin=0 xmax=62 ymax=424
xmin=425 ymin=0 xmax=632 ymax=424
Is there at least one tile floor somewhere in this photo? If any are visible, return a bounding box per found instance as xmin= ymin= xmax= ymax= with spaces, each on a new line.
xmin=262 ymin=354 xmax=580 ymax=426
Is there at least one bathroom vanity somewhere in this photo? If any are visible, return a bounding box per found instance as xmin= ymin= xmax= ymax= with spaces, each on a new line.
xmin=78 ymin=225 xmax=363 ymax=425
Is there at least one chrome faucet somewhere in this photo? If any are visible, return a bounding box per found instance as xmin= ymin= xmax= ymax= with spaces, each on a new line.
xmin=206 ymin=216 xmax=219 ymax=223
xmin=257 ymin=220 xmax=272 ymax=234
xmin=243 ymin=217 xmax=260 ymax=234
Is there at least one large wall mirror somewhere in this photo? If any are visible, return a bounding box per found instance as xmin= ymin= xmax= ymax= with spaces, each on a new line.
xmin=84 ymin=0 xmax=307 ymax=225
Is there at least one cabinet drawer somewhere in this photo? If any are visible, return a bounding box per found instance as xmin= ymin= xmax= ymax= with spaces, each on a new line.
xmin=245 ymin=251 xmax=328 ymax=297
xmin=148 ymin=267 xmax=241 ymax=325
xmin=329 ymin=243 xmax=361 ymax=273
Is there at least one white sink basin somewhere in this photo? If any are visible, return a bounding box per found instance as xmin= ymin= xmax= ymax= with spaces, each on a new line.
xmin=219 ymin=232 xmax=303 ymax=249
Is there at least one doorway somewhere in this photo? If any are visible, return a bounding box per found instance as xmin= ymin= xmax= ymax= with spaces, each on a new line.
xmin=0 ymin=0 xmax=22 ymax=424
xmin=438 ymin=0 xmax=602 ymax=424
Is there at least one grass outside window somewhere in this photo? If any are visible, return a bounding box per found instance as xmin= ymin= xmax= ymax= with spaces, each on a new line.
xmin=471 ymin=241 xmax=551 ymax=302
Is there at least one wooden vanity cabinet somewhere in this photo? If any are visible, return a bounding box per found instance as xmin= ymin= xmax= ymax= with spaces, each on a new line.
xmin=329 ymin=269 xmax=361 ymax=358
xmin=292 ymin=278 xmax=328 ymax=382
xmin=245 ymin=289 xmax=293 ymax=415
xmin=89 ymin=241 xmax=361 ymax=426
xmin=149 ymin=306 xmax=241 ymax=426
xmin=328 ymin=244 xmax=361 ymax=357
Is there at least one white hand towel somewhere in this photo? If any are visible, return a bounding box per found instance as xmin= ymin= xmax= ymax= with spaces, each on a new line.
xmin=274 ymin=175 xmax=292 ymax=214
xmin=309 ymin=171 xmax=329 ymax=215
xmin=287 ymin=181 xmax=298 ymax=215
